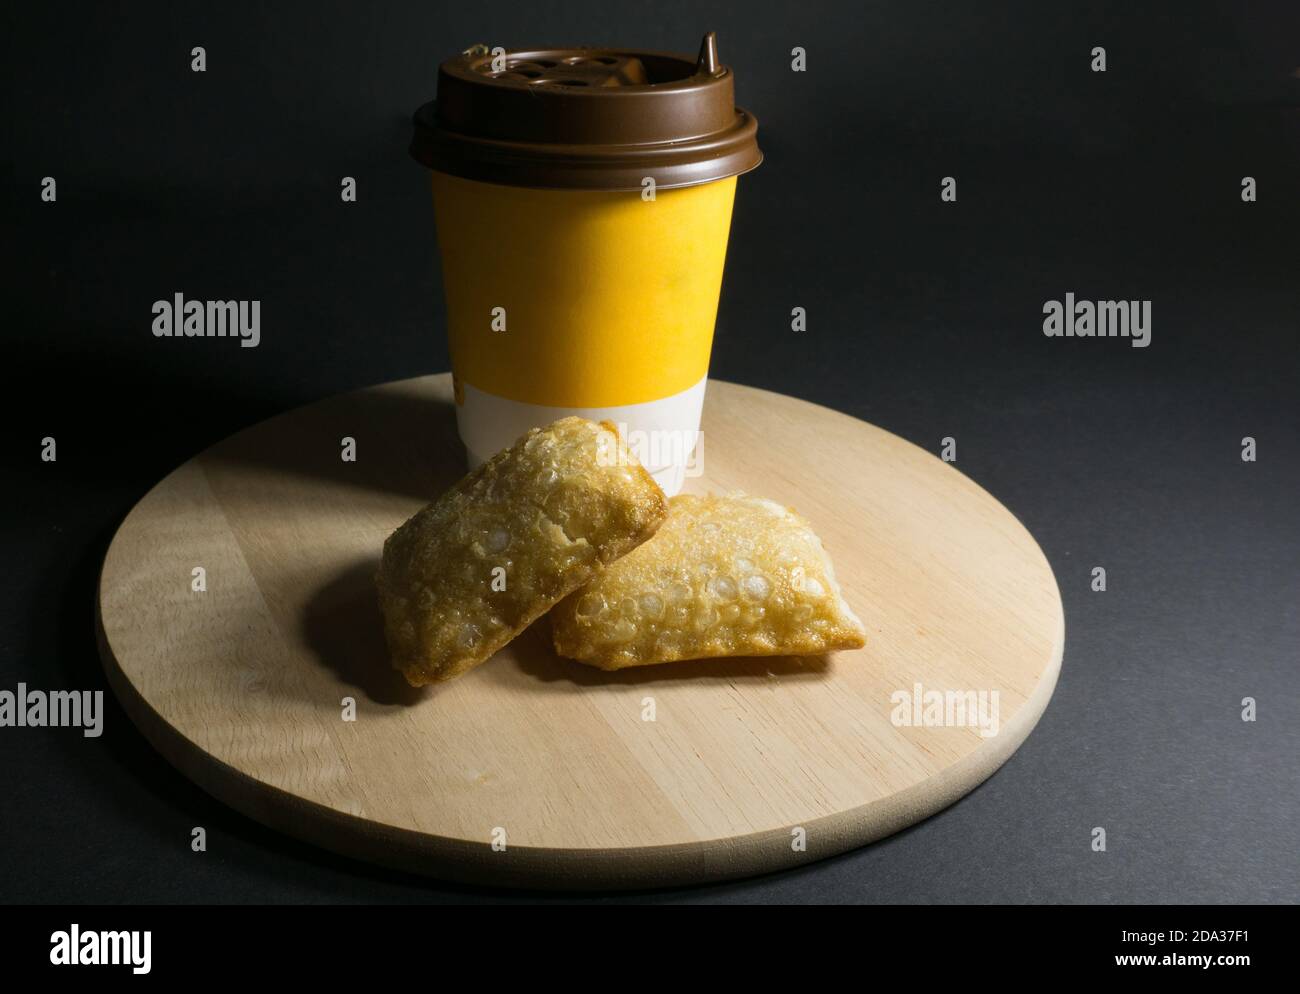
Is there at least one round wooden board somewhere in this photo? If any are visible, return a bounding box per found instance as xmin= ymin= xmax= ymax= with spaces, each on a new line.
xmin=97 ymin=374 xmax=1064 ymax=890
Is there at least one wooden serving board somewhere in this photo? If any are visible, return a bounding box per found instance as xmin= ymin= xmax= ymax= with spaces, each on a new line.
xmin=97 ymin=374 xmax=1064 ymax=890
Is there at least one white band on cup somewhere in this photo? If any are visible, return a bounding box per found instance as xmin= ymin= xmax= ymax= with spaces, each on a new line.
xmin=457 ymin=376 xmax=707 ymax=497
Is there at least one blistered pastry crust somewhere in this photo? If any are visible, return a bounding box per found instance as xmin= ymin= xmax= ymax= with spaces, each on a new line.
xmin=377 ymin=417 xmax=667 ymax=685
xmin=551 ymin=493 xmax=867 ymax=669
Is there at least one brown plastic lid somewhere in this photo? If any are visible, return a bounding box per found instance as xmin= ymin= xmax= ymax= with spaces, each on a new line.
xmin=410 ymin=32 xmax=762 ymax=191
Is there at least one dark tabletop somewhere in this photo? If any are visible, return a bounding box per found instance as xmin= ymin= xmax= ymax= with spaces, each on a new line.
xmin=5 ymin=0 xmax=1298 ymax=904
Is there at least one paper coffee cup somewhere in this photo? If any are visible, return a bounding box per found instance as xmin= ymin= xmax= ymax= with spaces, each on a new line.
xmin=411 ymin=33 xmax=761 ymax=494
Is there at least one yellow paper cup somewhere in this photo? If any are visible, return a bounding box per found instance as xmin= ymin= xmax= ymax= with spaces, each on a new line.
xmin=412 ymin=34 xmax=761 ymax=494
xmin=431 ymin=171 xmax=737 ymax=494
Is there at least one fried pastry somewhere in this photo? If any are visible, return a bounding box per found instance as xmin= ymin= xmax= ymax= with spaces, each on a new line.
xmin=551 ymin=493 xmax=867 ymax=669
xmin=377 ymin=417 xmax=667 ymax=685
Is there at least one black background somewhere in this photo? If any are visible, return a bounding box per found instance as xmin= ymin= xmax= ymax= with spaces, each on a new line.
xmin=5 ymin=1 xmax=1298 ymax=903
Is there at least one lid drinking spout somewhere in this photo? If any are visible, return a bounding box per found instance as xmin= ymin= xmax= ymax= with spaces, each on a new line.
xmin=697 ymin=31 xmax=721 ymax=76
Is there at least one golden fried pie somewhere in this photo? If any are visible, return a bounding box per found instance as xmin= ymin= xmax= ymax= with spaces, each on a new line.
xmin=377 ymin=417 xmax=667 ymax=685
xmin=551 ymin=493 xmax=867 ymax=669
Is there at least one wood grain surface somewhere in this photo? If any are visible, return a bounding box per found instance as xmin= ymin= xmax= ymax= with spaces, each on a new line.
xmin=96 ymin=374 xmax=1064 ymax=889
